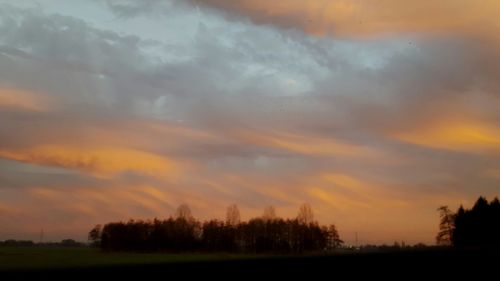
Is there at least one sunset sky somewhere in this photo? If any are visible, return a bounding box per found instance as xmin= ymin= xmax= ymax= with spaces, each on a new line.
xmin=1 ymin=0 xmax=500 ymax=245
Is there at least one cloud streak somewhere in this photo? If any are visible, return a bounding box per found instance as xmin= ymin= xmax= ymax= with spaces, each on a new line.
xmin=0 ymin=145 xmax=179 ymax=178
xmin=0 ymin=88 xmax=50 ymax=112
xmin=187 ymin=0 xmax=500 ymax=38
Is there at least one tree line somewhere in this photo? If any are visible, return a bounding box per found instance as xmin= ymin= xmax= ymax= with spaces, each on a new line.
xmin=437 ymin=196 xmax=500 ymax=249
xmin=0 ymin=239 xmax=86 ymax=247
xmin=89 ymin=203 xmax=343 ymax=253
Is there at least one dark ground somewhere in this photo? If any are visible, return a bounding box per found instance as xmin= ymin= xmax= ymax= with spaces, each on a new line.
xmin=2 ymin=249 xmax=499 ymax=280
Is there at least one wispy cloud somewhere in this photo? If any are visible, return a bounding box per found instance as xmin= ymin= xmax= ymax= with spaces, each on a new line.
xmin=0 ymin=88 xmax=51 ymax=112
xmin=394 ymin=119 xmax=500 ymax=153
xmin=0 ymin=145 xmax=180 ymax=178
xmin=186 ymin=0 xmax=500 ymax=38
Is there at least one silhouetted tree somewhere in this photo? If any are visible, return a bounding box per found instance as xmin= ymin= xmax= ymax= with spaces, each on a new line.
xmin=324 ymin=224 xmax=343 ymax=250
xmin=61 ymin=239 xmax=81 ymax=247
xmin=226 ymin=204 xmax=241 ymax=226
xmin=262 ymin=205 xmax=277 ymax=221
xmin=297 ymin=203 xmax=314 ymax=225
xmin=436 ymin=206 xmax=455 ymax=246
xmin=451 ymin=196 xmax=500 ymax=249
xmin=201 ymin=219 xmax=227 ymax=251
xmin=88 ymin=224 xmax=101 ymax=247
xmin=175 ymin=204 xmax=193 ymax=221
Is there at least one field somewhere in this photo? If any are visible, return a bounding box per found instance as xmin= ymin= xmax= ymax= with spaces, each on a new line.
xmin=0 ymin=246 xmax=264 ymax=270
xmin=1 ymin=246 xmax=498 ymax=279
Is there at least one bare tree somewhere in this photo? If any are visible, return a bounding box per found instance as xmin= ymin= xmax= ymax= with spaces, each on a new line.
xmin=226 ymin=204 xmax=240 ymax=226
xmin=262 ymin=205 xmax=277 ymax=221
xmin=88 ymin=224 xmax=101 ymax=247
xmin=176 ymin=203 xmax=193 ymax=220
xmin=325 ymin=224 xmax=343 ymax=249
xmin=436 ymin=205 xmax=455 ymax=246
xmin=297 ymin=203 xmax=314 ymax=224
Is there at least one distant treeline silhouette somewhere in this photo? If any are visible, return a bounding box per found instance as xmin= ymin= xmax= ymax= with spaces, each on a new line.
xmin=0 ymin=239 xmax=85 ymax=247
xmin=0 ymin=240 xmax=35 ymax=247
xmin=89 ymin=203 xmax=343 ymax=253
xmin=437 ymin=196 xmax=500 ymax=249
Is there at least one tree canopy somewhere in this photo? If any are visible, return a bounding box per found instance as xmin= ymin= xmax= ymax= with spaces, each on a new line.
xmin=94 ymin=203 xmax=343 ymax=253
xmin=437 ymin=196 xmax=500 ymax=249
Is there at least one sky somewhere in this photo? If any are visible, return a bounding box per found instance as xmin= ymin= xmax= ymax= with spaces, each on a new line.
xmin=0 ymin=0 xmax=499 ymax=245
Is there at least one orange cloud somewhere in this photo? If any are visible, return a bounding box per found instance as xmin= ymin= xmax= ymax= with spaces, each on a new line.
xmin=394 ymin=120 xmax=500 ymax=153
xmin=0 ymin=88 xmax=50 ymax=112
xmin=235 ymin=129 xmax=380 ymax=158
xmin=195 ymin=0 xmax=500 ymax=38
xmin=0 ymin=145 xmax=179 ymax=178
xmin=26 ymin=184 xmax=215 ymax=223
xmin=308 ymin=173 xmax=408 ymax=211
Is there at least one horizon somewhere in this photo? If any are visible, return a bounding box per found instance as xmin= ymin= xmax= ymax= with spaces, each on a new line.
xmin=1 ymin=0 xmax=500 ymax=245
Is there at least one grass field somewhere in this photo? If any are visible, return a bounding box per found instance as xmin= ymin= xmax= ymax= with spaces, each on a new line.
xmin=1 ymin=246 xmax=498 ymax=280
xmin=0 ymin=246 xmax=262 ymax=270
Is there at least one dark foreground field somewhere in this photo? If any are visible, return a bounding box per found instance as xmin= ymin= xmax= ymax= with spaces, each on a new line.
xmin=1 ymin=247 xmax=498 ymax=280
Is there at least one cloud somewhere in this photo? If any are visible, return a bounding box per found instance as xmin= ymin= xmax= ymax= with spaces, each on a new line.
xmin=394 ymin=119 xmax=500 ymax=153
xmin=0 ymin=145 xmax=179 ymax=178
xmin=186 ymin=0 xmax=500 ymax=38
xmin=233 ymin=129 xmax=381 ymax=158
xmin=0 ymin=88 xmax=50 ymax=112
